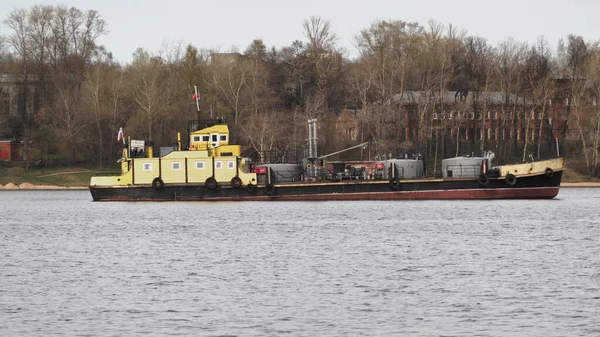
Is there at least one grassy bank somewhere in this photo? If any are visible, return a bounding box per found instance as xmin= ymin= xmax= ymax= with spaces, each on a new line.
xmin=0 ymin=165 xmax=119 ymax=187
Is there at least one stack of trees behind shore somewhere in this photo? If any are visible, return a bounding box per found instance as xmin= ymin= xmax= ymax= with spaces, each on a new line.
xmin=2 ymin=5 xmax=600 ymax=176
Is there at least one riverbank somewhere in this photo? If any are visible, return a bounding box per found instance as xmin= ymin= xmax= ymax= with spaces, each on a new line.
xmin=0 ymin=182 xmax=88 ymax=190
xmin=561 ymin=182 xmax=600 ymax=187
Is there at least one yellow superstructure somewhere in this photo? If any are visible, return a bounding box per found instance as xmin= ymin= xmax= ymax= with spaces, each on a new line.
xmin=90 ymin=123 xmax=257 ymax=188
xmin=499 ymin=157 xmax=564 ymax=177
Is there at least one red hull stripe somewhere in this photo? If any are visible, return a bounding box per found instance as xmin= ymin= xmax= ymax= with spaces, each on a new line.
xmin=96 ymin=187 xmax=559 ymax=201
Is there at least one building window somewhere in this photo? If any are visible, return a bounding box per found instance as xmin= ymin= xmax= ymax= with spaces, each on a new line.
xmin=143 ymin=163 xmax=152 ymax=171
xmin=196 ymin=161 xmax=205 ymax=169
xmin=470 ymin=112 xmax=475 ymax=120
xmin=215 ymin=161 xmax=222 ymax=169
xmin=565 ymin=98 xmax=569 ymax=106
xmin=227 ymin=161 xmax=235 ymax=169
xmin=433 ymin=113 xmax=438 ymax=120
xmin=172 ymin=162 xmax=181 ymax=170
xmin=193 ymin=136 xmax=200 ymax=142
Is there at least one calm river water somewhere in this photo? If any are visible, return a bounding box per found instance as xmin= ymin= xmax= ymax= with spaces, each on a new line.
xmin=1 ymin=189 xmax=599 ymax=336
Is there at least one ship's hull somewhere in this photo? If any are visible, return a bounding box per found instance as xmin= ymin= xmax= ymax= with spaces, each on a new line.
xmin=89 ymin=170 xmax=562 ymax=201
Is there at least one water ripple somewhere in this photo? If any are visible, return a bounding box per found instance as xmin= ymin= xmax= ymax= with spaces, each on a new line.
xmin=0 ymin=189 xmax=599 ymax=336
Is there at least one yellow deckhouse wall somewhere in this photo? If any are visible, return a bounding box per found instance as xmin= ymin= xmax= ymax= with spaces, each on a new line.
xmin=129 ymin=149 xmax=256 ymax=186
xmin=133 ymin=158 xmax=160 ymax=184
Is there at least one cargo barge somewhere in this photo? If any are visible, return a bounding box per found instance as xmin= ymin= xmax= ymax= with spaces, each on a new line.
xmin=89 ymin=119 xmax=563 ymax=201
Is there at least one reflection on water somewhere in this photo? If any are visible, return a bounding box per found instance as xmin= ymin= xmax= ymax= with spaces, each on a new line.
xmin=1 ymin=189 xmax=599 ymax=336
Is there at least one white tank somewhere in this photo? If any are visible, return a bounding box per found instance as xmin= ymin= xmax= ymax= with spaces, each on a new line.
xmin=441 ymin=157 xmax=483 ymax=178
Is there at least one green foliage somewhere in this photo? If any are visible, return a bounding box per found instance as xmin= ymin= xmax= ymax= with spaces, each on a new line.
xmin=0 ymin=165 xmax=119 ymax=186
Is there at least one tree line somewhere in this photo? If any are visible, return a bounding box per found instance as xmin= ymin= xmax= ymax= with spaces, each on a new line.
xmin=1 ymin=5 xmax=600 ymax=175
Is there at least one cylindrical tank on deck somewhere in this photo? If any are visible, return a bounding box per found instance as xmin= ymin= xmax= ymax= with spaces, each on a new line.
xmin=383 ymin=159 xmax=423 ymax=179
xmin=441 ymin=157 xmax=484 ymax=178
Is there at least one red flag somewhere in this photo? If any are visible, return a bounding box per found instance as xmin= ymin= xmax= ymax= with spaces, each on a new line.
xmin=191 ymin=93 xmax=197 ymax=101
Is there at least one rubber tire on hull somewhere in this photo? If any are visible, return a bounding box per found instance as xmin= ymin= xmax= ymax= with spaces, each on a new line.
xmin=245 ymin=183 xmax=256 ymax=193
xmin=231 ymin=177 xmax=242 ymax=188
xmin=545 ymin=167 xmax=554 ymax=178
xmin=265 ymin=183 xmax=276 ymax=195
xmin=205 ymin=177 xmax=217 ymax=190
xmin=389 ymin=179 xmax=400 ymax=190
xmin=505 ymin=173 xmax=517 ymax=186
xmin=478 ymin=174 xmax=490 ymax=186
xmin=152 ymin=177 xmax=164 ymax=189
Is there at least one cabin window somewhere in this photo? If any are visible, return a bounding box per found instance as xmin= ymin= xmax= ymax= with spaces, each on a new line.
xmin=193 ymin=136 xmax=200 ymax=142
xmin=220 ymin=135 xmax=227 ymax=142
xmin=196 ymin=161 xmax=205 ymax=169
xmin=143 ymin=163 xmax=152 ymax=171
xmin=227 ymin=161 xmax=235 ymax=169
xmin=172 ymin=162 xmax=181 ymax=170
xmin=215 ymin=161 xmax=222 ymax=169
xmin=212 ymin=134 xmax=218 ymax=142
xmin=202 ymin=135 xmax=210 ymax=142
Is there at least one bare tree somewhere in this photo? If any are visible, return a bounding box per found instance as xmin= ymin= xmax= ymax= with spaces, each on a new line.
xmin=4 ymin=8 xmax=34 ymax=168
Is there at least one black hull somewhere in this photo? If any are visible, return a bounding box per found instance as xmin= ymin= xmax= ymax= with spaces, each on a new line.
xmin=90 ymin=170 xmax=562 ymax=201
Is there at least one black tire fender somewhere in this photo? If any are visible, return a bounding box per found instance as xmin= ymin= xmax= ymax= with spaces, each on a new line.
xmin=388 ymin=179 xmax=400 ymax=190
xmin=231 ymin=177 xmax=242 ymax=188
xmin=205 ymin=177 xmax=217 ymax=189
xmin=264 ymin=183 xmax=276 ymax=195
xmin=505 ymin=173 xmax=517 ymax=186
xmin=545 ymin=167 xmax=554 ymax=178
xmin=245 ymin=183 xmax=256 ymax=193
xmin=152 ymin=177 xmax=164 ymax=189
xmin=478 ymin=174 xmax=490 ymax=186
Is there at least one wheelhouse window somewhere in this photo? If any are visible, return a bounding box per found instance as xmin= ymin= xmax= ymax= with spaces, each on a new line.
xmin=202 ymin=135 xmax=210 ymax=142
xmin=215 ymin=161 xmax=223 ymax=169
xmin=193 ymin=136 xmax=200 ymax=142
xmin=172 ymin=162 xmax=181 ymax=170
xmin=220 ymin=135 xmax=227 ymax=142
xmin=143 ymin=163 xmax=152 ymax=171
xmin=227 ymin=161 xmax=235 ymax=169
xmin=195 ymin=161 xmax=205 ymax=169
